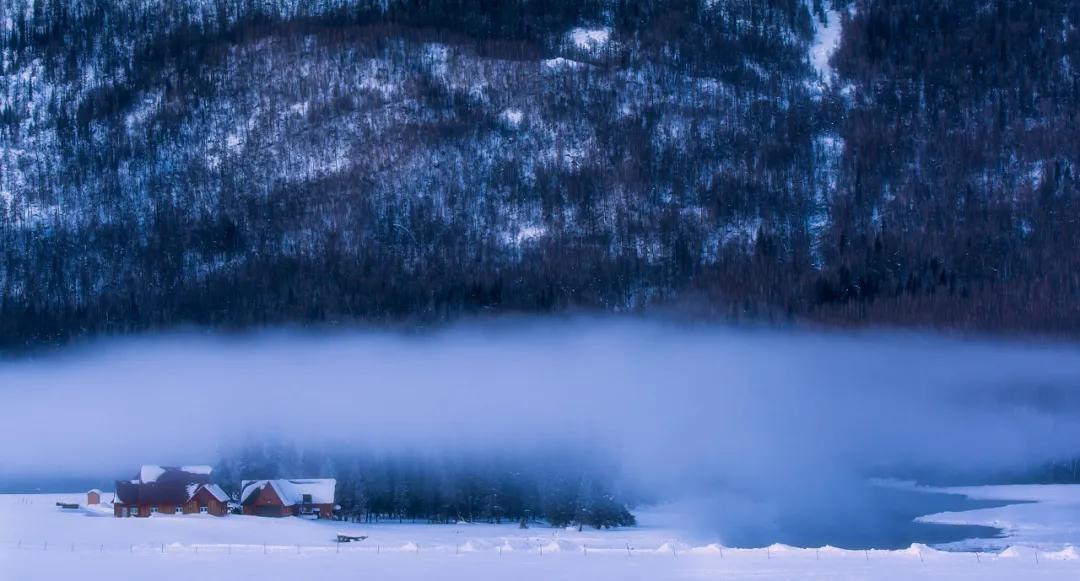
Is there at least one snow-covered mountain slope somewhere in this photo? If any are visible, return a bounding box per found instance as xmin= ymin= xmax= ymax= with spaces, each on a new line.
xmin=0 ymin=0 xmax=827 ymax=346
xmin=0 ymin=0 xmax=1077 ymax=345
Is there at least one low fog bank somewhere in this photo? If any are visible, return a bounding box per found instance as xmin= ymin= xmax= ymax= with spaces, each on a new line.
xmin=3 ymin=319 xmax=1080 ymax=543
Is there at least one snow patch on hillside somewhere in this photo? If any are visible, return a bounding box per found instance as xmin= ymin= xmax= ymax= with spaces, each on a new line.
xmin=570 ymin=27 xmax=611 ymax=51
xmin=425 ymin=43 xmax=450 ymax=77
xmin=501 ymin=108 xmax=524 ymax=127
xmin=542 ymin=57 xmax=586 ymax=71
xmin=225 ymin=133 xmax=243 ymax=152
xmin=810 ymin=10 xmax=843 ymax=83
xmin=289 ymin=101 xmax=309 ymax=117
xmin=503 ymin=224 xmax=547 ymax=247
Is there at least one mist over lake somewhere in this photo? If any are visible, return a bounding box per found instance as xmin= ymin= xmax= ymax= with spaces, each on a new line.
xmin=3 ymin=319 xmax=1080 ymax=548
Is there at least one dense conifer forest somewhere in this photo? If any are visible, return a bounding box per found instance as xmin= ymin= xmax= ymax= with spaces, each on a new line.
xmin=214 ymin=442 xmax=637 ymax=528
xmin=0 ymin=0 xmax=1076 ymax=348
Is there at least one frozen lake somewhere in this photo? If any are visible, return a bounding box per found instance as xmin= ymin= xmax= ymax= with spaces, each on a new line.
xmin=699 ymin=484 xmax=1013 ymax=550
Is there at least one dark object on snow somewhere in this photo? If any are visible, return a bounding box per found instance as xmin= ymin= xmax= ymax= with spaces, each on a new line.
xmin=336 ymin=534 xmax=368 ymax=543
xmin=56 ymin=502 xmax=80 ymax=509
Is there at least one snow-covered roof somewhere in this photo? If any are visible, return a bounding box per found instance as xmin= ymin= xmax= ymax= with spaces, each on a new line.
xmin=138 ymin=465 xmax=212 ymax=484
xmin=184 ymin=483 xmax=230 ymax=503
xmin=240 ymin=479 xmax=336 ymax=506
xmin=200 ymin=484 xmax=230 ymax=503
xmin=140 ymin=465 xmax=166 ymax=483
xmin=117 ymin=465 xmax=215 ymax=505
xmin=286 ymin=479 xmax=336 ymax=505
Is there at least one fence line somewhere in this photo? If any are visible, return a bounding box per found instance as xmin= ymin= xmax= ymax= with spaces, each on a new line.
xmin=0 ymin=538 xmax=1070 ymax=567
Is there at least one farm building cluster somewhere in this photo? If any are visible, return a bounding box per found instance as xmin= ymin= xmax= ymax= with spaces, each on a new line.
xmin=90 ymin=465 xmax=338 ymax=520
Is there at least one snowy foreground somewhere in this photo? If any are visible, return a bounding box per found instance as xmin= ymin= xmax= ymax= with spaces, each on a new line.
xmin=3 ymin=487 xmax=1080 ymax=580
xmin=919 ymin=484 xmax=1080 ymax=551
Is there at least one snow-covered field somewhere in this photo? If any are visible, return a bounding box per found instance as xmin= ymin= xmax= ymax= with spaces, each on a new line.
xmin=3 ymin=488 xmax=1080 ymax=580
xmin=920 ymin=485 xmax=1080 ymax=552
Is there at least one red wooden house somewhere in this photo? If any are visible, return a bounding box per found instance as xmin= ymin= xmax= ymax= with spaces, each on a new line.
xmin=240 ymin=479 xmax=337 ymax=519
xmin=114 ymin=465 xmax=230 ymax=517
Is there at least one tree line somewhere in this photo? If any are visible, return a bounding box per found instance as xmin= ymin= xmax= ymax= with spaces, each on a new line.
xmin=212 ymin=440 xmax=637 ymax=529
